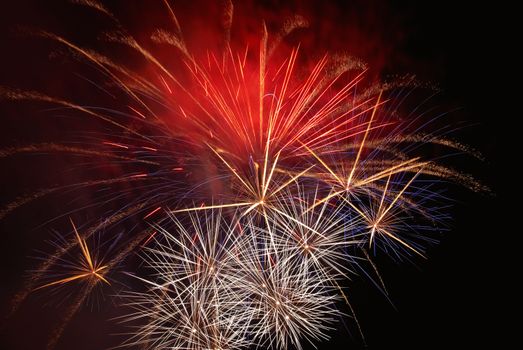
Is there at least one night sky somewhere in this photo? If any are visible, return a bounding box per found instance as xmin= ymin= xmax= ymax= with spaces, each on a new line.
xmin=1 ymin=1 xmax=499 ymax=349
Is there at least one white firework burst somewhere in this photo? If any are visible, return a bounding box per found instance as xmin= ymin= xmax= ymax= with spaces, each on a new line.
xmin=120 ymin=210 xmax=255 ymax=350
xmin=120 ymin=192 xmax=361 ymax=350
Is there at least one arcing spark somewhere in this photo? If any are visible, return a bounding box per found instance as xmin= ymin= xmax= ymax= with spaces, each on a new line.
xmin=0 ymin=1 xmax=485 ymax=349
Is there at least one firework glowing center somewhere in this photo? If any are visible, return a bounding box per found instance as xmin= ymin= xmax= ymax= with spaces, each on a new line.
xmin=0 ymin=1 xmax=485 ymax=350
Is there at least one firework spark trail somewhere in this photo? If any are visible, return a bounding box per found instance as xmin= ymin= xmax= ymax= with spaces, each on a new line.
xmin=0 ymin=175 xmax=152 ymax=221
xmin=0 ymin=1 xmax=486 ymax=349
xmin=0 ymin=143 xmax=158 ymax=165
xmin=46 ymin=282 xmax=95 ymax=350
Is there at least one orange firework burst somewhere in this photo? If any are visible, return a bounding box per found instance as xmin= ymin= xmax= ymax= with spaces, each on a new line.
xmin=34 ymin=219 xmax=110 ymax=292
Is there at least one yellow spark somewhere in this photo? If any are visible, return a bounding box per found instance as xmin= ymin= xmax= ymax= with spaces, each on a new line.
xmin=346 ymin=91 xmax=382 ymax=189
xmin=171 ymin=201 xmax=254 ymax=214
xmin=34 ymin=219 xmax=110 ymax=291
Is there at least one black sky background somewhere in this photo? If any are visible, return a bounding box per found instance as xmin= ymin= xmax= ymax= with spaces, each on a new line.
xmin=0 ymin=1 xmax=499 ymax=349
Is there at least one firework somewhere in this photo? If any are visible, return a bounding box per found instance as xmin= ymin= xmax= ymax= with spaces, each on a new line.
xmin=120 ymin=211 xmax=254 ymax=350
xmin=122 ymin=202 xmax=350 ymax=350
xmin=34 ymin=219 xmax=110 ymax=291
xmin=0 ymin=1 xmax=485 ymax=349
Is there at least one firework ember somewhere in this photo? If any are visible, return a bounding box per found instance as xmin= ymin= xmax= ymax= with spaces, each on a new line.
xmin=0 ymin=1 xmax=490 ymax=349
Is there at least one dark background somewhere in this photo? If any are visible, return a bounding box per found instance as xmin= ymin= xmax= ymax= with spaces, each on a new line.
xmin=0 ymin=0 xmax=499 ymax=349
